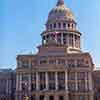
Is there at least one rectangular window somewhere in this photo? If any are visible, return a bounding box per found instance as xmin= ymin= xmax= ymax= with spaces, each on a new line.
xmin=49 ymin=60 xmax=56 ymax=65
xmin=77 ymin=72 xmax=85 ymax=80
xmin=68 ymin=72 xmax=75 ymax=80
xmin=78 ymin=82 xmax=85 ymax=92
xmin=31 ymin=73 xmax=36 ymax=81
xmin=39 ymin=72 xmax=45 ymax=81
xmin=58 ymin=59 xmax=65 ymax=65
xmin=49 ymin=82 xmax=55 ymax=90
xmin=67 ymin=59 xmax=75 ymax=67
xmin=31 ymin=83 xmax=36 ymax=91
xmin=48 ymin=72 xmax=55 ymax=80
xmin=49 ymin=96 xmax=54 ymax=100
xmin=59 ymin=96 xmax=64 ymax=100
xmin=22 ymin=75 xmax=29 ymax=81
xmin=68 ymin=82 xmax=75 ymax=92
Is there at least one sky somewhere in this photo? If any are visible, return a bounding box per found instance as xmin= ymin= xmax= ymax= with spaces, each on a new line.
xmin=0 ymin=0 xmax=100 ymax=69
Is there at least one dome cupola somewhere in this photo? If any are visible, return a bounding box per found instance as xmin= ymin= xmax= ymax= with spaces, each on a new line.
xmin=41 ymin=0 xmax=82 ymax=53
xmin=46 ymin=0 xmax=75 ymax=31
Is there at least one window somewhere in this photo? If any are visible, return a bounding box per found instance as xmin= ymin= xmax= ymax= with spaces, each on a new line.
xmin=68 ymin=82 xmax=75 ymax=92
xmin=58 ymin=59 xmax=65 ymax=65
xmin=22 ymin=83 xmax=28 ymax=91
xmin=31 ymin=73 xmax=36 ymax=81
xmin=49 ymin=96 xmax=54 ymax=100
xmin=58 ymin=72 xmax=65 ymax=80
xmin=22 ymin=75 xmax=29 ymax=81
xmin=68 ymin=59 xmax=75 ymax=67
xmin=79 ymin=96 xmax=85 ymax=100
xmin=58 ymin=82 xmax=65 ymax=90
xmin=78 ymin=82 xmax=85 ymax=92
xmin=68 ymin=23 xmax=70 ymax=28
xmin=69 ymin=34 xmax=74 ymax=47
xmin=40 ymin=83 xmax=46 ymax=90
xmin=49 ymin=60 xmax=56 ymax=65
xmin=48 ymin=72 xmax=55 ymax=80
xmin=77 ymin=72 xmax=85 ymax=80
xmin=31 ymin=83 xmax=36 ymax=91
xmin=58 ymin=72 xmax=65 ymax=90
xmin=49 ymin=82 xmax=55 ymax=90
xmin=54 ymin=23 xmax=56 ymax=28
xmin=31 ymin=95 xmax=36 ymax=100
xmin=50 ymin=24 xmax=52 ymax=29
xmin=77 ymin=59 xmax=84 ymax=66
xmin=39 ymin=72 xmax=45 ymax=80
xmin=40 ymin=60 xmax=47 ymax=64
xmin=68 ymin=72 xmax=75 ymax=80
xmin=63 ymin=23 xmax=66 ymax=28
xmin=58 ymin=23 xmax=61 ymax=28
xmin=59 ymin=96 xmax=64 ymax=100
xmin=22 ymin=60 xmax=29 ymax=68
xmin=40 ymin=95 xmax=45 ymax=100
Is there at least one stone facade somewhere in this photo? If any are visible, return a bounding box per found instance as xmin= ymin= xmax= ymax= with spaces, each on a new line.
xmin=93 ymin=70 xmax=100 ymax=100
xmin=15 ymin=0 xmax=96 ymax=100
xmin=0 ymin=69 xmax=16 ymax=100
xmin=0 ymin=0 xmax=100 ymax=100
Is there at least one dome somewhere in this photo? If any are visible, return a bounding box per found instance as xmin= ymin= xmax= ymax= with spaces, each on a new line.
xmin=47 ymin=0 xmax=75 ymax=23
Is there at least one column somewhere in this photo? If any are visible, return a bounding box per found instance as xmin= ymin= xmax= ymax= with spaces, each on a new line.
xmin=61 ymin=33 xmax=63 ymax=44
xmin=36 ymin=72 xmax=39 ymax=90
xmin=75 ymin=72 xmax=78 ymax=91
xmin=6 ymin=79 xmax=9 ymax=94
xmin=45 ymin=72 xmax=48 ymax=90
xmin=29 ymin=74 xmax=31 ymax=91
xmin=16 ymin=75 xmax=19 ymax=91
xmin=73 ymin=34 xmax=75 ymax=48
xmin=29 ymin=60 xmax=32 ymax=68
xmin=85 ymin=72 xmax=88 ymax=91
xmin=65 ymin=71 xmax=68 ymax=91
xmin=55 ymin=72 xmax=58 ymax=90
xmin=19 ymin=74 xmax=22 ymax=91
xmin=67 ymin=34 xmax=69 ymax=47
xmin=88 ymin=72 xmax=93 ymax=91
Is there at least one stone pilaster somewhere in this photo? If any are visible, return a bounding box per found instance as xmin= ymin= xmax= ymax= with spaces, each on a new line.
xmin=85 ymin=72 xmax=88 ymax=91
xmin=46 ymin=72 xmax=48 ymax=90
xmin=88 ymin=72 xmax=93 ymax=91
xmin=55 ymin=72 xmax=58 ymax=90
xmin=29 ymin=74 xmax=31 ymax=91
xmin=61 ymin=33 xmax=64 ymax=44
xmin=75 ymin=72 xmax=78 ymax=91
xmin=19 ymin=74 xmax=22 ymax=91
xmin=36 ymin=72 xmax=39 ymax=90
xmin=65 ymin=71 xmax=68 ymax=91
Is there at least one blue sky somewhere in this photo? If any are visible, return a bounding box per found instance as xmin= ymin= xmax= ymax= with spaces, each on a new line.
xmin=0 ymin=0 xmax=100 ymax=69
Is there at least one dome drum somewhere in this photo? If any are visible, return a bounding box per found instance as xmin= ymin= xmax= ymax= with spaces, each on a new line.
xmin=41 ymin=31 xmax=81 ymax=51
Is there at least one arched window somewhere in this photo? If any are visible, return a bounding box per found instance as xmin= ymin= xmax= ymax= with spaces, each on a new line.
xmin=63 ymin=22 xmax=66 ymax=28
xmin=72 ymin=23 xmax=73 ymax=28
xmin=50 ymin=24 xmax=52 ymax=29
xmin=58 ymin=22 xmax=61 ymax=28
xmin=68 ymin=23 xmax=70 ymax=28
xmin=54 ymin=23 xmax=56 ymax=28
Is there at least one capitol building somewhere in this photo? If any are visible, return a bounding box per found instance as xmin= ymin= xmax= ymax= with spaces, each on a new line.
xmin=14 ymin=0 xmax=99 ymax=100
